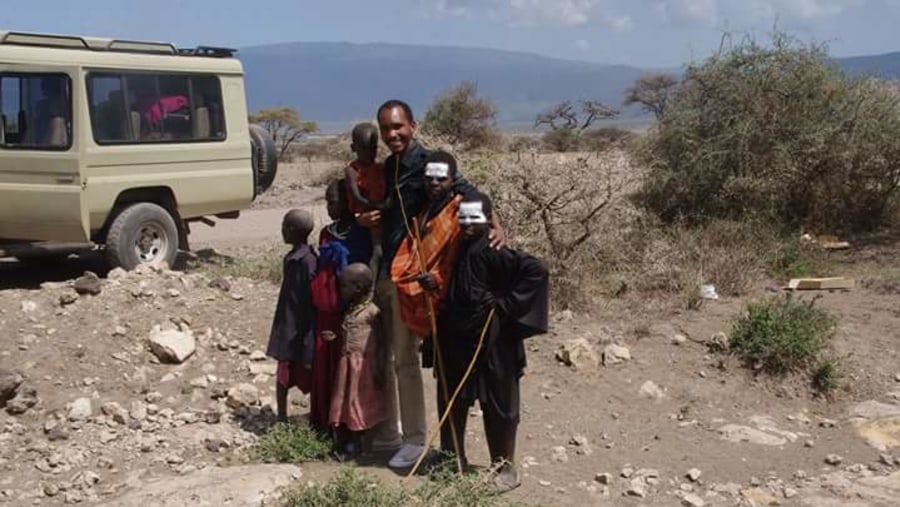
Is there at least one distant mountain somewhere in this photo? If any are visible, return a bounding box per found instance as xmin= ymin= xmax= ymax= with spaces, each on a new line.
xmin=236 ymin=42 xmax=659 ymax=131
xmin=235 ymin=42 xmax=900 ymax=133
xmin=838 ymin=51 xmax=900 ymax=78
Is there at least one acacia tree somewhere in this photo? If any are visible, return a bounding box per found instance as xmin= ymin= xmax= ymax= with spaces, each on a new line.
xmin=422 ymin=81 xmax=499 ymax=150
xmin=535 ymin=100 xmax=619 ymax=152
xmin=623 ymin=73 xmax=679 ymax=120
xmin=249 ymin=107 xmax=318 ymax=161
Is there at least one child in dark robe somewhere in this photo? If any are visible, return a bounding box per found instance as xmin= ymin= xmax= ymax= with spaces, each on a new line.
xmin=343 ymin=123 xmax=388 ymax=273
xmin=307 ymin=180 xmax=372 ymax=431
xmin=327 ymin=263 xmax=388 ymax=457
xmin=265 ymin=209 xmax=317 ymax=422
xmin=430 ymin=192 xmax=549 ymax=494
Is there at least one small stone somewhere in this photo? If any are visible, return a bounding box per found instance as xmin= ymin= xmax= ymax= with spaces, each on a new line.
xmin=5 ymin=384 xmax=38 ymax=414
xmin=208 ymin=277 xmax=231 ymax=292
xmin=0 ymin=368 xmax=23 ymax=403
xmin=621 ymin=467 xmax=634 ymax=479
xmin=113 ymin=326 xmax=127 ymax=337
xmin=231 ymin=293 xmax=245 ymax=301
xmin=595 ymin=473 xmax=612 ymax=485
xmin=64 ymin=490 xmax=85 ymax=504
xmin=59 ymin=292 xmax=79 ymax=306
xmin=783 ymin=487 xmax=798 ymax=499
xmin=249 ymin=350 xmax=267 ymax=362
xmin=555 ymin=338 xmax=599 ymax=369
xmin=627 ymin=482 xmax=647 ymax=497
xmin=226 ymin=383 xmax=260 ymax=408
xmin=73 ymin=272 xmax=102 ymax=295
xmin=166 ymin=454 xmax=185 ymax=465
xmin=538 ymin=480 xmax=551 ymax=487
xmin=43 ymin=483 xmax=60 ymax=497
xmin=145 ymin=391 xmax=163 ymax=403
xmin=166 ymin=289 xmax=181 ymax=298
xmin=205 ymin=438 xmax=229 ymax=452
xmin=682 ymin=493 xmax=705 ymax=507
xmin=189 ymin=376 xmax=210 ymax=389
xmin=21 ymin=300 xmax=37 ymax=313
xmin=639 ymin=380 xmax=665 ymax=400
xmin=99 ymin=431 xmax=118 ymax=444
xmin=880 ymin=454 xmax=895 ymax=466
xmin=819 ymin=419 xmax=838 ymax=428
xmin=47 ymin=426 xmax=70 ymax=441
xmin=687 ymin=468 xmax=702 ymax=482
xmin=894 ymin=373 xmax=900 ymax=383
xmin=82 ymin=471 xmax=100 ymax=486
xmin=130 ymin=401 xmax=148 ymax=421
xmin=550 ymin=445 xmax=569 ymax=463
xmin=602 ymin=344 xmax=631 ymax=366
xmin=825 ymin=454 xmax=843 ymax=466
xmin=804 ymin=440 xmax=815 ymax=448
xmin=672 ymin=334 xmax=688 ymax=346
xmin=67 ymin=397 xmax=92 ymax=421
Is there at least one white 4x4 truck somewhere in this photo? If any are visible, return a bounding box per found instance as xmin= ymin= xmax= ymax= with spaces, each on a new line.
xmin=0 ymin=30 xmax=277 ymax=269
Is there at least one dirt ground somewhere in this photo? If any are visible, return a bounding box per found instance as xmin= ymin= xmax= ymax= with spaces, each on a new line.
xmin=1 ymin=157 xmax=899 ymax=506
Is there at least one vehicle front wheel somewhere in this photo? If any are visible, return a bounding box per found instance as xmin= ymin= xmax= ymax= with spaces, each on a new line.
xmin=105 ymin=203 xmax=179 ymax=270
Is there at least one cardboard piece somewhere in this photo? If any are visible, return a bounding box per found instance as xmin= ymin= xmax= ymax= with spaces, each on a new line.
xmin=787 ymin=277 xmax=855 ymax=290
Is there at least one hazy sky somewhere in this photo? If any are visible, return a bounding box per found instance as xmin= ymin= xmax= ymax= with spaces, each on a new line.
xmin=4 ymin=0 xmax=898 ymax=67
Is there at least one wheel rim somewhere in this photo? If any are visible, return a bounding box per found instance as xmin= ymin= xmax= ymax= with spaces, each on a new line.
xmin=133 ymin=221 xmax=169 ymax=264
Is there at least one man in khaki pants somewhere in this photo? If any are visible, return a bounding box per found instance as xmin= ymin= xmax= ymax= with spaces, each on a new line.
xmin=358 ymin=99 xmax=505 ymax=469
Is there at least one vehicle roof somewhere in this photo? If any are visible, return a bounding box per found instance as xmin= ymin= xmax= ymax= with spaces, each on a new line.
xmin=0 ymin=30 xmax=243 ymax=75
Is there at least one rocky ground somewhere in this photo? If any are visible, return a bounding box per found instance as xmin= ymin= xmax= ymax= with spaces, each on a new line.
xmin=1 ymin=158 xmax=899 ymax=506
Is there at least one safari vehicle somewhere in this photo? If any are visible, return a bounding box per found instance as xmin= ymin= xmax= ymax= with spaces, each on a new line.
xmin=0 ymin=30 xmax=277 ymax=269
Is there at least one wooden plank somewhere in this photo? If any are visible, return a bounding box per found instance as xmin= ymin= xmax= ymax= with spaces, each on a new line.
xmin=787 ymin=277 xmax=855 ymax=290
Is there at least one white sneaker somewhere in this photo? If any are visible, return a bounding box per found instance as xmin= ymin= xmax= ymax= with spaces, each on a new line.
xmin=388 ymin=443 xmax=428 ymax=469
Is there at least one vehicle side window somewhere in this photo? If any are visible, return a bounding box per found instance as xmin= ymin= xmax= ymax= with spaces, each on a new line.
xmin=0 ymin=73 xmax=72 ymax=150
xmin=87 ymin=72 xmax=226 ymax=144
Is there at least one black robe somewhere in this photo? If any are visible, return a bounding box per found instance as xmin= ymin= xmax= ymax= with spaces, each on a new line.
xmin=433 ymin=235 xmax=549 ymax=422
xmin=266 ymin=244 xmax=317 ymax=363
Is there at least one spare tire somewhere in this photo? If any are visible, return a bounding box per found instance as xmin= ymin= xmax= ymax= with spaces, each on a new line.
xmin=249 ymin=124 xmax=278 ymax=197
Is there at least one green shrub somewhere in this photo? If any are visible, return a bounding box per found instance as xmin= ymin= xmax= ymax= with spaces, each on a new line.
xmin=278 ymin=468 xmax=518 ymax=507
xmin=729 ymin=293 xmax=837 ymax=374
xmin=253 ymin=422 xmax=333 ymax=463
xmin=811 ymin=358 xmax=842 ymax=394
xmin=637 ymin=32 xmax=900 ymax=234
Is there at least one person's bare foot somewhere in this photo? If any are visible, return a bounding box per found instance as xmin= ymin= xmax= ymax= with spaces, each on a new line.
xmin=491 ymin=461 xmax=521 ymax=495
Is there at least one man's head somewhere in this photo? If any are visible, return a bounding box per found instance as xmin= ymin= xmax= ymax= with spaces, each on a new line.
xmin=459 ymin=192 xmax=493 ymax=241
xmin=376 ymin=99 xmax=416 ymax=155
xmin=338 ymin=263 xmax=374 ymax=303
xmin=325 ymin=179 xmax=347 ymax=221
xmin=424 ymin=151 xmax=457 ymax=202
xmin=282 ymin=209 xmax=314 ymax=245
xmin=351 ymin=122 xmax=379 ymax=164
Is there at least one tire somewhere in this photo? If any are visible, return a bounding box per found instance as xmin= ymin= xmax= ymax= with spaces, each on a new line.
xmin=249 ymin=123 xmax=278 ymax=197
xmin=105 ymin=203 xmax=179 ymax=270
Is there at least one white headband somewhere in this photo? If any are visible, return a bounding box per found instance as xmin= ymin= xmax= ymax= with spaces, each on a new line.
xmin=458 ymin=201 xmax=488 ymax=225
xmin=425 ymin=162 xmax=450 ymax=179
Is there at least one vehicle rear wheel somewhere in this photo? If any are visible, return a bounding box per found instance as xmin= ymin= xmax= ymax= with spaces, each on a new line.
xmin=105 ymin=203 xmax=179 ymax=270
xmin=249 ymin=123 xmax=278 ymax=197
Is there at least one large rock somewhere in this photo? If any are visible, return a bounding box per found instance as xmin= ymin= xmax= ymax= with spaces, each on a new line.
xmin=555 ymin=338 xmax=599 ymax=369
xmin=95 ymin=464 xmax=301 ymax=507
xmin=0 ymin=369 xmax=22 ymax=404
xmin=850 ymin=401 xmax=900 ymax=451
xmin=148 ymin=326 xmax=196 ymax=364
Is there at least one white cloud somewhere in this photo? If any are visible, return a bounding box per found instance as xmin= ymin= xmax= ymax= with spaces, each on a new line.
xmin=508 ymin=0 xmax=599 ymax=26
xmin=417 ymin=0 xmax=866 ymax=27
